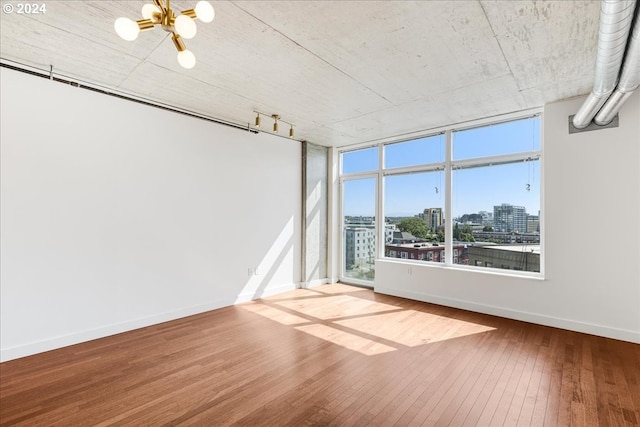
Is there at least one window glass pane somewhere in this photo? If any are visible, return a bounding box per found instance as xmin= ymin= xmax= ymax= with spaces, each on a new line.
xmin=384 ymin=172 xmax=450 ymax=264
xmin=453 ymin=116 xmax=540 ymax=160
xmin=452 ymin=160 xmax=541 ymax=272
xmin=342 ymin=147 xmax=378 ymax=174
xmin=343 ymin=178 xmax=376 ymax=282
xmin=384 ymin=134 xmax=445 ymax=168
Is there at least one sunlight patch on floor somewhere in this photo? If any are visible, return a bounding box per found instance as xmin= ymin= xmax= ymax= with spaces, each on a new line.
xmin=262 ymin=288 xmax=324 ymax=301
xmin=274 ymin=294 xmax=399 ymax=320
xmin=334 ymin=309 xmax=496 ymax=346
xmin=240 ymin=304 xmax=309 ymax=325
xmin=311 ymin=284 xmax=368 ymax=294
xmin=239 ymin=285 xmax=497 ymax=356
xmin=294 ymin=324 xmax=396 ymax=356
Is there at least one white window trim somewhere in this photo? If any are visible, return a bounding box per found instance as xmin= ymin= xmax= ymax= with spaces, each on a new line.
xmin=339 ymin=172 xmax=378 ymax=287
xmin=337 ymin=109 xmax=544 ymax=281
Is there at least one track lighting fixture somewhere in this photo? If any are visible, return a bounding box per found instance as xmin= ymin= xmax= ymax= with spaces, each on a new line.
xmin=253 ymin=111 xmax=295 ymax=138
xmin=114 ymin=0 xmax=215 ymax=69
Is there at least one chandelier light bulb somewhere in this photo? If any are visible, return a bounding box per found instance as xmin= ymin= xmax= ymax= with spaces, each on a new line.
xmin=177 ymin=50 xmax=196 ymax=69
xmin=114 ymin=17 xmax=140 ymax=41
xmin=195 ymin=1 xmax=215 ymax=23
xmin=175 ymin=15 xmax=197 ymax=39
xmin=141 ymin=4 xmax=161 ymax=20
xmin=114 ymin=0 xmax=215 ymax=69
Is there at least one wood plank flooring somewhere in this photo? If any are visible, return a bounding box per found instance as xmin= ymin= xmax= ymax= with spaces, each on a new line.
xmin=1 ymin=284 xmax=639 ymax=426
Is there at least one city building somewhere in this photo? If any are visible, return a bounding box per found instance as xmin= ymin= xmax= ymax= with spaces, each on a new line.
xmin=385 ymin=243 xmax=469 ymax=264
xmin=467 ymin=244 xmax=540 ymax=272
xmin=344 ymin=220 xmax=396 ymax=272
xmin=493 ymin=203 xmax=527 ymax=233
xmin=478 ymin=211 xmax=494 ymax=225
xmin=344 ymin=226 xmax=375 ymax=269
xmin=471 ymin=230 xmax=540 ymax=244
xmin=422 ymin=207 xmax=443 ymax=231
xmin=527 ymin=214 xmax=540 ymax=233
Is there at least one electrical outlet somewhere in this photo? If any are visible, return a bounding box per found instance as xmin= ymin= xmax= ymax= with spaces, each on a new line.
xmin=254 ymin=267 xmax=260 ymax=275
xmin=248 ymin=268 xmax=253 ymax=277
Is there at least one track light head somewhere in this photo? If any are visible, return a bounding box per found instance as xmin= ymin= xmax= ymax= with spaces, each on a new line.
xmin=251 ymin=113 xmax=295 ymax=138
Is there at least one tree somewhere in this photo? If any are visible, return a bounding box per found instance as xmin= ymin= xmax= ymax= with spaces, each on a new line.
xmin=454 ymin=223 xmax=475 ymax=242
xmin=483 ymin=225 xmax=494 ymax=232
xmin=453 ymin=223 xmax=460 ymax=240
xmin=397 ymin=217 xmax=430 ymax=239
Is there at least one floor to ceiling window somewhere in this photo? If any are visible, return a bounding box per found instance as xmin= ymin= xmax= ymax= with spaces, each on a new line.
xmin=341 ymin=147 xmax=379 ymax=285
xmin=339 ymin=113 xmax=542 ymax=284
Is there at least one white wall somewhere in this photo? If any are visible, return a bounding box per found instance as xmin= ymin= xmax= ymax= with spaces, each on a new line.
xmin=374 ymin=92 xmax=640 ymax=343
xmin=0 ymin=68 xmax=302 ymax=361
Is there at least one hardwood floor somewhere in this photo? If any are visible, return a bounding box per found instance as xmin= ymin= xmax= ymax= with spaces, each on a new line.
xmin=1 ymin=284 xmax=639 ymax=426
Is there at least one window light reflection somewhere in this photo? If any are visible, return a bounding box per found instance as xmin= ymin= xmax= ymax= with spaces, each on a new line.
xmin=239 ymin=286 xmax=497 ymax=357
xmin=295 ymin=324 xmax=396 ymax=356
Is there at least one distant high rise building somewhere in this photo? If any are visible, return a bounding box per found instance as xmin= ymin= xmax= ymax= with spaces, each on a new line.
xmin=493 ymin=203 xmax=527 ymax=233
xmin=526 ymin=214 xmax=540 ymax=233
xmin=478 ymin=210 xmax=493 ymax=225
xmin=423 ymin=207 xmax=443 ymax=231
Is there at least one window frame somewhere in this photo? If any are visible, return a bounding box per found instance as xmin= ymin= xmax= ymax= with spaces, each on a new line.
xmin=338 ymin=110 xmax=544 ymax=281
xmin=339 ymin=172 xmax=379 ymax=287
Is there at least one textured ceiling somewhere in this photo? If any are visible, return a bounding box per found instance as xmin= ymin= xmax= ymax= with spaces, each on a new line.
xmin=0 ymin=1 xmax=599 ymax=147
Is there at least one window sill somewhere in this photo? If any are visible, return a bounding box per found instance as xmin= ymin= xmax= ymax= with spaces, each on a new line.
xmin=376 ymin=257 xmax=546 ymax=281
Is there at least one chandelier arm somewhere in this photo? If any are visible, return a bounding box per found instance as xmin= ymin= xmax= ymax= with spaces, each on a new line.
xmin=160 ymin=1 xmax=175 ymax=31
xmin=181 ymin=9 xmax=197 ymax=19
xmin=153 ymin=0 xmax=165 ymax=13
xmin=137 ymin=19 xmax=155 ymax=31
xmin=171 ymin=32 xmax=187 ymax=52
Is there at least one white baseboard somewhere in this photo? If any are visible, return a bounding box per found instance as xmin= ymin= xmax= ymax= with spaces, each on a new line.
xmin=300 ymin=278 xmax=330 ymax=288
xmin=375 ymin=285 xmax=640 ymax=344
xmin=1 ymin=283 xmax=299 ymax=363
xmin=0 ymin=298 xmax=235 ymax=362
xmin=234 ymin=282 xmax=298 ymax=303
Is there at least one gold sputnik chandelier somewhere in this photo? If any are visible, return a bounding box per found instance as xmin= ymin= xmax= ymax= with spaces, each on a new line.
xmin=114 ymin=0 xmax=215 ymax=69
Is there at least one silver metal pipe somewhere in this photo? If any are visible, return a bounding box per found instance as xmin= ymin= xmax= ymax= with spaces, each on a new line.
xmin=595 ymin=6 xmax=640 ymax=125
xmin=572 ymin=0 xmax=636 ymax=129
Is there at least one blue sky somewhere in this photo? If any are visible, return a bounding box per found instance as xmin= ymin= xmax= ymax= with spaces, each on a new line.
xmin=342 ymin=117 xmax=541 ymax=218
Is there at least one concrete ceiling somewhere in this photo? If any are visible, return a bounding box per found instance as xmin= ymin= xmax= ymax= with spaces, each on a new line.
xmin=0 ymin=1 xmax=599 ymax=147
